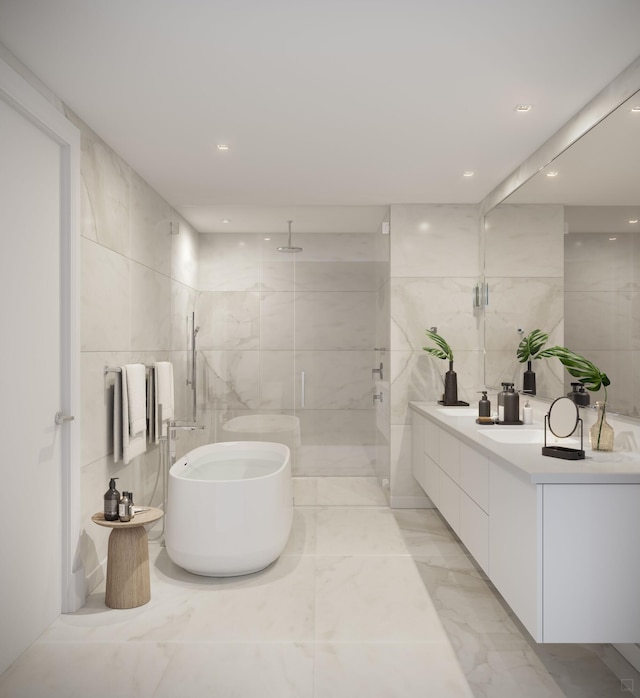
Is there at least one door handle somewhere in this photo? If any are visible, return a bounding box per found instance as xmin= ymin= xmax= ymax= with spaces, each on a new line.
xmin=55 ymin=412 xmax=75 ymax=425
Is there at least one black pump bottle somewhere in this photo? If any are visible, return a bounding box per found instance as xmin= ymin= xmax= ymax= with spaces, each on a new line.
xmin=104 ymin=477 xmax=120 ymax=521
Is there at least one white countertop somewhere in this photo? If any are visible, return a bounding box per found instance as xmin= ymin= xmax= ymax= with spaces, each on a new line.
xmin=410 ymin=401 xmax=640 ymax=484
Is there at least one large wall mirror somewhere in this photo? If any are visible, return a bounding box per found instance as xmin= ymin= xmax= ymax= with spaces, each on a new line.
xmin=483 ymin=90 xmax=640 ymax=417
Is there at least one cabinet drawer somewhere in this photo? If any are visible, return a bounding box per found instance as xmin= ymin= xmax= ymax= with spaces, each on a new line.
xmin=459 ymin=442 xmax=489 ymax=512
xmin=411 ymin=415 xmax=426 ymax=482
xmin=423 ymin=418 xmax=440 ymax=463
xmin=459 ymin=489 xmax=488 ymax=573
xmin=424 ymin=454 xmax=440 ymax=507
xmin=439 ymin=469 xmax=459 ymax=534
xmin=439 ymin=430 xmax=459 ymax=483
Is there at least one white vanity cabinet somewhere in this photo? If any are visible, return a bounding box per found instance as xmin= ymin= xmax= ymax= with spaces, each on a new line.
xmin=410 ymin=403 xmax=640 ymax=643
xmin=411 ymin=410 xmax=489 ymax=573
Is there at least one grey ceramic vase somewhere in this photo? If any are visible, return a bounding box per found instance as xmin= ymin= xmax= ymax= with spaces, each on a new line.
xmin=443 ymin=361 xmax=458 ymax=405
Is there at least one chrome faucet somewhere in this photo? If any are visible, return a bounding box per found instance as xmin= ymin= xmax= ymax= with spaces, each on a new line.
xmin=167 ymin=418 xmax=204 ymax=462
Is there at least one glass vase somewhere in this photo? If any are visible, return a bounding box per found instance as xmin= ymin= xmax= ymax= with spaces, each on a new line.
xmin=589 ymin=402 xmax=614 ymax=451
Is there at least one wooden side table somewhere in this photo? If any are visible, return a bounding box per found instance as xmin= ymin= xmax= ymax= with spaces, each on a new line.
xmin=91 ymin=507 xmax=164 ymax=609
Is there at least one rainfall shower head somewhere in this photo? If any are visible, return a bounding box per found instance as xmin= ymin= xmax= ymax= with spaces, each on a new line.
xmin=277 ymin=220 xmax=302 ymax=253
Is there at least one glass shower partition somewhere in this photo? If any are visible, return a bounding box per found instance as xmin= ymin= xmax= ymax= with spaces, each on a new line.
xmin=193 ymin=227 xmax=384 ymax=478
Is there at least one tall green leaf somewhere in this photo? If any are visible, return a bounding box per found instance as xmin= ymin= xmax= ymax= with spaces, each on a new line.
xmin=516 ymin=329 xmax=549 ymax=363
xmin=537 ymin=346 xmax=610 ymax=398
xmin=422 ymin=329 xmax=453 ymax=361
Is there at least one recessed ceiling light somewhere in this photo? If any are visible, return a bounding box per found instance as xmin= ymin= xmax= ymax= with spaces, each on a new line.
xmin=217 ymin=144 xmax=230 ymax=151
xmin=629 ymin=219 xmax=639 ymax=224
xmin=264 ymin=237 xmax=271 ymax=241
xmin=609 ymin=237 xmax=617 ymax=241
xmin=221 ymin=218 xmax=231 ymax=223
xmin=463 ymin=171 xmax=474 ymax=177
xmin=546 ymin=171 xmax=559 ymax=177
xmin=515 ymin=104 xmax=532 ymax=112
xmin=631 ymin=106 xmax=640 ymax=112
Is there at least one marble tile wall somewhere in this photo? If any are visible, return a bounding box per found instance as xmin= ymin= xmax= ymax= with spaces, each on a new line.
xmin=565 ymin=231 xmax=640 ymax=416
xmin=389 ymin=204 xmax=483 ymax=507
xmin=484 ymin=204 xmax=565 ymax=399
xmin=68 ymin=109 xmax=200 ymax=592
xmin=196 ymin=232 xmax=381 ymax=475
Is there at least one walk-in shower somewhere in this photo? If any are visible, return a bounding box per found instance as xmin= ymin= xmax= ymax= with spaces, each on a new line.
xmin=187 ymin=222 xmax=388 ymax=478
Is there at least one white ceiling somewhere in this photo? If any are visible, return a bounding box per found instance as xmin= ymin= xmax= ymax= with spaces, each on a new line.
xmin=2 ymin=0 xmax=640 ymax=233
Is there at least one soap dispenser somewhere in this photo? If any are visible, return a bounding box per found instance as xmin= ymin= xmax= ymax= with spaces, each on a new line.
xmin=503 ymin=384 xmax=520 ymax=423
xmin=476 ymin=391 xmax=493 ymax=424
xmin=575 ymin=384 xmax=590 ymax=407
xmin=118 ymin=491 xmax=132 ymax=522
xmin=104 ymin=478 xmax=120 ymax=521
xmin=497 ymin=382 xmax=510 ymax=422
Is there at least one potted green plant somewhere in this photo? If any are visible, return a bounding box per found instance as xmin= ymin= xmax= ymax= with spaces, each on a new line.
xmin=537 ymin=346 xmax=613 ymax=450
xmin=423 ymin=329 xmax=467 ymax=406
xmin=516 ymin=329 xmax=549 ymax=395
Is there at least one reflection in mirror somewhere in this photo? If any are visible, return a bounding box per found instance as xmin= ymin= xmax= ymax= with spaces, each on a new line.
xmin=484 ymin=91 xmax=640 ymax=417
xmin=547 ymin=396 xmax=579 ymax=438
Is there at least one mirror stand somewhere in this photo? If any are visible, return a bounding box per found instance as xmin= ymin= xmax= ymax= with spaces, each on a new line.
xmin=542 ymin=396 xmax=585 ymax=460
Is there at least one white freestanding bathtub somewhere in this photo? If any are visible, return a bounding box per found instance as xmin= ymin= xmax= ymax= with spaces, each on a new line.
xmin=165 ymin=441 xmax=293 ymax=577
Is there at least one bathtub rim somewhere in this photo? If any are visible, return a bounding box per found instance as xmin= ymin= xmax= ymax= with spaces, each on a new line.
xmin=169 ymin=440 xmax=291 ymax=484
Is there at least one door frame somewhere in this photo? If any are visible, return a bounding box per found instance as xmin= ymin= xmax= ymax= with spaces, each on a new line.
xmin=0 ymin=55 xmax=82 ymax=612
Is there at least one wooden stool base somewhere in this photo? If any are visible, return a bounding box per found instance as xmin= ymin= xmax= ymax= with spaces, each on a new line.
xmin=105 ymin=526 xmax=150 ymax=609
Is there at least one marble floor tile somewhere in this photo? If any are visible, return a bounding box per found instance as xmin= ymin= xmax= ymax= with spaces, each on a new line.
xmin=466 ymin=649 xmax=567 ymax=698
xmin=5 ymin=482 xmax=637 ymax=698
xmin=314 ymin=506 xmax=407 ymax=555
xmin=154 ymin=643 xmax=314 ymax=698
xmin=315 ymin=476 xmax=387 ymax=506
xmin=314 ymin=642 xmax=473 ymax=698
xmin=0 ymin=641 xmax=175 ymax=698
xmin=175 ymin=554 xmax=316 ymax=643
xmin=281 ymin=506 xmax=317 ymax=556
xmin=292 ymin=476 xmax=318 ymax=505
xmin=394 ymin=508 xmax=640 ymax=698
xmin=315 ymin=555 xmax=445 ymax=642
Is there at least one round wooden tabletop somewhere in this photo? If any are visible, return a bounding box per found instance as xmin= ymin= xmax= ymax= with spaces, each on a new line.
xmin=91 ymin=507 xmax=164 ymax=529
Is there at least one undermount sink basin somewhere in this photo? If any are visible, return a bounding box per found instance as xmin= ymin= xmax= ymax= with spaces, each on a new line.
xmin=437 ymin=407 xmax=477 ymax=417
xmin=478 ymin=429 xmax=579 ymax=445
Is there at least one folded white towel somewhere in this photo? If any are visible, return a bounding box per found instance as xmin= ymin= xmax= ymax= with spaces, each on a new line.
xmin=125 ymin=363 xmax=147 ymax=436
xmin=121 ymin=364 xmax=147 ymax=464
xmin=154 ymin=361 xmax=174 ymax=443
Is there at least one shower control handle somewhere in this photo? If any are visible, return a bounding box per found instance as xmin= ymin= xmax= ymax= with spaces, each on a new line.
xmin=372 ymin=362 xmax=384 ymax=380
xmin=55 ymin=412 xmax=75 ymax=425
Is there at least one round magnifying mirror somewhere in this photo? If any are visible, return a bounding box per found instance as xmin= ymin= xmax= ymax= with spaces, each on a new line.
xmin=547 ymin=396 xmax=579 ymax=438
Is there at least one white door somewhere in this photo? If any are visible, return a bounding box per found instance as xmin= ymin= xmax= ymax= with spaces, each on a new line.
xmin=0 ymin=60 xmax=80 ymax=675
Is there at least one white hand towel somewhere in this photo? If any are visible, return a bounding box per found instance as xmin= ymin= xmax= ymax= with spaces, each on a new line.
xmin=121 ymin=364 xmax=147 ymax=464
xmin=154 ymin=361 xmax=174 ymax=443
xmin=125 ymin=363 xmax=147 ymax=436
